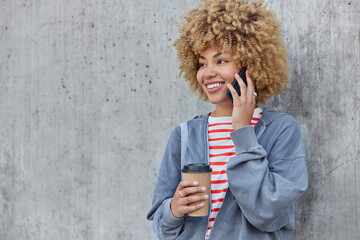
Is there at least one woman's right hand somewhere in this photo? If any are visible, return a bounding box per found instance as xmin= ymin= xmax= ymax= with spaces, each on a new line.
xmin=170 ymin=180 xmax=209 ymax=218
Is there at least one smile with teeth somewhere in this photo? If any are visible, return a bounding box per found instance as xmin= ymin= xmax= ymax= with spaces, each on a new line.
xmin=207 ymin=82 xmax=224 ymax=89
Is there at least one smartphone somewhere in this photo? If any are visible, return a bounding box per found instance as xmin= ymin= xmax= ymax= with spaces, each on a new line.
xmin=226 ymin=67 xmax=247 ymax=103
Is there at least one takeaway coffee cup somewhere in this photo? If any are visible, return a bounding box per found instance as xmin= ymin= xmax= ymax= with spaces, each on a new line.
xmin=182 ymin=163 xmax=212 ymax=216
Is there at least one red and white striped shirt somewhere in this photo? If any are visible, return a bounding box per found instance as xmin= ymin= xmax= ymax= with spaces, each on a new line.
xmin=205 ymin=108 xmax=263 ymax=239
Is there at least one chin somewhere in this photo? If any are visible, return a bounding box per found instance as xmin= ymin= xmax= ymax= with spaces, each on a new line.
xmin=208 ymin=96 xmax=232 ymax=105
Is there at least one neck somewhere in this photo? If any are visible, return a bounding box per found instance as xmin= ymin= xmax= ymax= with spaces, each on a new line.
xmin=211 ymin=102 xmax=233 ymax=117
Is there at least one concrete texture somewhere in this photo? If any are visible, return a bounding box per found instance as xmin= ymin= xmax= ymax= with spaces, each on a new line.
xmin=0 ymin=0 xmax=359 ymax=239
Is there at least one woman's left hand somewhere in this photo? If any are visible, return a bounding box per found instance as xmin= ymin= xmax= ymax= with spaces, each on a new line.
xmin=227 ymin=70 xmax=256 ymax=130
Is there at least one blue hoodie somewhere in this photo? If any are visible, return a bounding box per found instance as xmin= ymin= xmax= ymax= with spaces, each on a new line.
xmin=147 ymin=107 xmax=308 ymax=240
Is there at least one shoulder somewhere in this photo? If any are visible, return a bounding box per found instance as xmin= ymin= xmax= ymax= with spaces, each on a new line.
xmin=169 ymin=113 xmax=209 ymax=138
xmin=177 ymin=113 xmax=210 ymax=127
xmin=262 ymin=107 xmax=299 ymax=128
xmin=261 ymin=108 xmax=305 ymax=159
xmin=188 ymin=113 xmax=210 ymax=122
xmin=260 ymin=107 xmax=303 ymax=141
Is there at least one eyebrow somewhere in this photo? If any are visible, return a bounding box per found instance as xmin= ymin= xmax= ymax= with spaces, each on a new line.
xmin=199 ymin=52 xmax=223 ymax=60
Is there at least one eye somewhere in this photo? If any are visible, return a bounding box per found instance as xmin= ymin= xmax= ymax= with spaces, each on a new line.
xmin=198 ymin=62 xmax=206 ymax=68
xmin=218 ymin=59 xmax=228 ymax=64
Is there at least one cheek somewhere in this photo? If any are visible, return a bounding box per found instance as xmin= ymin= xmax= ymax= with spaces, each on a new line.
xmin=196 ymin=70 xmax=203 ymax=84
xmin=227 ymin=66 xmax=240 ymax=82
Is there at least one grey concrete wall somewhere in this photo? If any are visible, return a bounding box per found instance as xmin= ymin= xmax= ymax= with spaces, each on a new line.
xmin=0 ymin=0 xmax=358 ymax=239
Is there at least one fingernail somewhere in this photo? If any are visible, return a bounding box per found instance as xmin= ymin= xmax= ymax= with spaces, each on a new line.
xmin=227 ymin=83 xmax=231 ymax=86
xmin=204 ymin=195 xmax=209 ymax=199
xmin=201 ymin=187 xmax=206 ymax=191
xmin=199 ymin=202 xmax=204 ymax=207
xmin=235 ymin=73 xmax=239 ymax=77
xmin=193 ymin=181 xmax=199 ymax=185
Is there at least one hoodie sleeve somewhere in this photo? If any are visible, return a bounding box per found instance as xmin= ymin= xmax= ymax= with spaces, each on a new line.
xmin=227 ymin=114 xmax=308 ymax=232
xmin=146 ymin=126 xmax=185 ymax=239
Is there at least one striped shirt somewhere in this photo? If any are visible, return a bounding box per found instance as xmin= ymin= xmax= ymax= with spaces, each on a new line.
xmin=205 ymin=108 xmax=263 ymax=239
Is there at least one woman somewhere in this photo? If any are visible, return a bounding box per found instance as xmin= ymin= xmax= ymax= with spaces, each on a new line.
xmin=147 ymin=0 xmax=308 ymax=239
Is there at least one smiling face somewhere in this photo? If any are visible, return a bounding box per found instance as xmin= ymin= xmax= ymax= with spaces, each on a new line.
xmin=196 ymin=46 xmax=241 ymax=107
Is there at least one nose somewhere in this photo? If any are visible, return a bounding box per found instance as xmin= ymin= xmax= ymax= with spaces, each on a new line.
xmin=204 ymin=67 xmax=217 ymax=80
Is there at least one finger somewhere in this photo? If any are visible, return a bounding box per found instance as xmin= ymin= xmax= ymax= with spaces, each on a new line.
xmin=245 ymin=70 xmax=256 ymax=99
xmin=180 ymin=186 xmax=206 ymax=197
xmin=227 ymin=82 xmax=240 ymax=105
xmin=183 ymin=194 xmax=209 ymax=205
xmin=235 ymin=73 xmax=247 ymax=100
xmin=178 ymin=180 xmax=199 ymax=190
xmin=178 ymin=190 xmax=185 ymax=198
xmin=245 ymin=70 xmax=255 ymax=92
xmin=182 ymin=202 xmax=205 ymax=214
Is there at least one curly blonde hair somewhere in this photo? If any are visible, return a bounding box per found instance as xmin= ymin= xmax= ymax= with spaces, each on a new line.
xmin=173 ymin=0 xmax=289 ymax=104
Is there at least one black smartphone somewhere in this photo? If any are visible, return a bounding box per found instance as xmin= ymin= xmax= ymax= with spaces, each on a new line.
xmin=226 ymin=67 xmax=247 ymax=103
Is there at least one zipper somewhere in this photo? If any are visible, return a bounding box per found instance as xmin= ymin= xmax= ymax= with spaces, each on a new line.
xmin=204 ymin=114 xmax=211 ymax=239
xmin=205 ymin=113 xmax=210 ymax=165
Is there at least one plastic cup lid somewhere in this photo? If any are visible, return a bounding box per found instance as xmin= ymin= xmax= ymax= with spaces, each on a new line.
xmin=181 ymin=163 xmax=212 ymax=173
